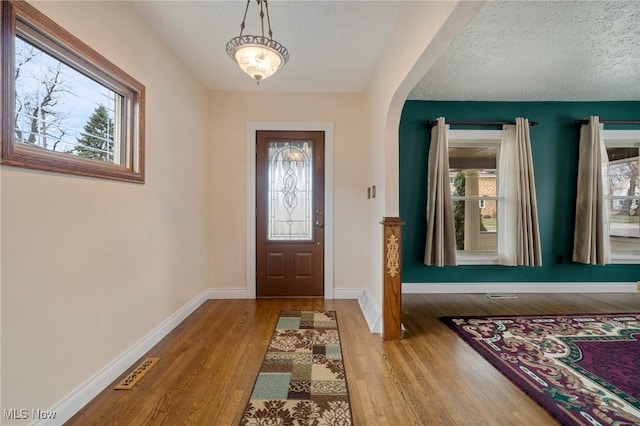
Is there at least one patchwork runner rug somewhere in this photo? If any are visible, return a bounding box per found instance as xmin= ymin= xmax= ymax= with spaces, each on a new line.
xmin=442 ymin=313 xmax=640 ymax=426
xmin=240 ymin=310 xmax=353 ymax=426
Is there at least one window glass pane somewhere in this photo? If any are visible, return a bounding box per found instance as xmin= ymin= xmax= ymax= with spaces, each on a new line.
xmin=481 ymin=200 xmax=497 ymax=232
xmin=453 ymin=200 xmax=497 ymax=251
xmin=449 ymin=146 xmax=497 ymax=175
xmin=267 ymin=141 xmax=313 ymax=241
xmin=609 ymin=200 xmax=639 ymax=238
xmin=14 ymin=36 xmax=124 ymax=164
xmin=607 ymin=147 xmax=639 ymax=239
xmin=449 ymin=146 xmax=498 ymax=253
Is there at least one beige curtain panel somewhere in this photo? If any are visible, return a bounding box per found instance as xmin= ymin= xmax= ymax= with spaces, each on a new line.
xmin=498 ymin=118 xmax=543 ymax=266
xmin=573 ymin=116 xmax=611 ymax=265
xmin=424 ymin=117 xmax=457 ymax=266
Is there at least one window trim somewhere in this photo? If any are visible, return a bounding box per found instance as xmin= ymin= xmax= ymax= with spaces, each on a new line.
xmin=448 ymin=130 xmax=502 ymax=265
xmin=1 ymin=0 xmax=145 ymax=183
xmin=602 ymin=129 xmax=640 ymax=264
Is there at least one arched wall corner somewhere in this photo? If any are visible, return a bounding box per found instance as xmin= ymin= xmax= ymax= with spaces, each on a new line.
xmin=245 ymin=121 xmax=335 ymax=300
xmin=356 ymin=1 xmax=486 ymax=329
xmin=382 ymin=0 xmax=486 ymax=216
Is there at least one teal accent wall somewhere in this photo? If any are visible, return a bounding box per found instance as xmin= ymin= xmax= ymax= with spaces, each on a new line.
xmin=400 ymin=101 xmax=640 ymax=283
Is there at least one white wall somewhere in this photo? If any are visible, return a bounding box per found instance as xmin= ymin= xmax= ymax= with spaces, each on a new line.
xmin=361 ymin=2 xmax=485 ymax=313
xmin=208 ymin=91 xmax=368 ymax=294
xmin=1 ymin=0 xmax=209 ymax=418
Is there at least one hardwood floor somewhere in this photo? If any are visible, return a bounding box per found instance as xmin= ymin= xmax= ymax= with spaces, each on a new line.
xmin=67 ymin=293 xmax=640 ymax=425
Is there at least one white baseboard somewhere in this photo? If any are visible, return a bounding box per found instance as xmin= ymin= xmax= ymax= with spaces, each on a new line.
xmin=357 ymin=290 xmax=381 ymax=333
xmin=205 ymin=287 xmax=249 ymax=299
xmin=41 ymin=291 xmax=209 ymax=425
xmin=402 ymin=282 xmax=639 ymax=294
xmin=333 ymin=288 xmax=363 ymax=299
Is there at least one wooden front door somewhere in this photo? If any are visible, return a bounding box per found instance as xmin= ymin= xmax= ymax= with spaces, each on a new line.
xmin=256 ymin=130 xmax=325 ymax=297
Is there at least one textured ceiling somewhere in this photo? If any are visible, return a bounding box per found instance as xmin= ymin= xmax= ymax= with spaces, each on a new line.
xmin=409 ymin=0 xmax=640 ymax=101
xmin=131 ymin=1 xmax=640 ymax=101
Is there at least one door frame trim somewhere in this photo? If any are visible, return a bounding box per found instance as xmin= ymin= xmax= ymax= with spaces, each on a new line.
xmin=246 ymin=122 xmax=334 ymax=299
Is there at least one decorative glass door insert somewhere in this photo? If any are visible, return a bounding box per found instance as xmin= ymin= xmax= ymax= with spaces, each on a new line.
xmin=267 ymin=140 xmax=313 ymax=241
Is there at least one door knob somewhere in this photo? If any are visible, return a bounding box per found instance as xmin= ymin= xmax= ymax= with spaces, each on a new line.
xmin=316 ymin=210 xmax=323 ymax=216
xmin=315 ymin=221 xmax=324 ymax=228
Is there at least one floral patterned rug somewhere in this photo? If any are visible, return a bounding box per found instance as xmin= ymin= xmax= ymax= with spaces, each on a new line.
xmin=442 ymin=313 xmax=640 ymax=425
xmin=240 ymin=310 xmax=352 ymax=425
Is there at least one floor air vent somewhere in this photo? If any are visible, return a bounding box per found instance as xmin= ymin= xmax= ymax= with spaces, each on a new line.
xmin=487 ymin=293 xmax=518 ymax=299
xmin=114 ymin=357 xmax=159 ymax=390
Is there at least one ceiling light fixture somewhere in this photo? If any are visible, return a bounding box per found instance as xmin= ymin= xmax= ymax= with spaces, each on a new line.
xmin=226 ymin=0 xmax=289 ymax=84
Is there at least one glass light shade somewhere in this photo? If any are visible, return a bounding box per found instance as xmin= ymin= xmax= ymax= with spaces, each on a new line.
xmin=234 ymin=44 xmax=282 ymax=81
xmin=226 ymin=35 xmax=289 ymax=83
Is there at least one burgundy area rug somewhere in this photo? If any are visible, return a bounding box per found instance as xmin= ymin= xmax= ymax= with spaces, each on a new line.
xmin=441 ymin=313 xmax=640 ymax=425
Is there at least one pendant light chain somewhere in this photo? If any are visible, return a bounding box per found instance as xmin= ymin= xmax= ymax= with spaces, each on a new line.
xmin=258 ymin=0 xmax=265 ymax=38
xmin=263 ymin=0 xmax=274 ymax=40
xmin=238 ymin=0 xmax=250 ymax=37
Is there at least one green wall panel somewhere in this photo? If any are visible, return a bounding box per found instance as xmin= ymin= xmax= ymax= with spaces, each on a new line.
xmin=400 ymin=100 xmax=640 ymax=283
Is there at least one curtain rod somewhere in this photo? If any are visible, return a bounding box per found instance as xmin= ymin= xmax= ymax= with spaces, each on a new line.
xmin=424 ymin=120 xmax=538 ymax=127
xmin=575 ymin=119 xmax=640 ymax=125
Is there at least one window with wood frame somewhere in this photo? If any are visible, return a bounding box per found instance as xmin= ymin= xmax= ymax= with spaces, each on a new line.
xmin=1 ymin=0 xmax=145 ymax=183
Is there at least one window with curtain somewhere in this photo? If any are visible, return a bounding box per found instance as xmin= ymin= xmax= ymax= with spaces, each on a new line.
xmin=604 ymin=130 xmax=640 ymax=263
xmin=425 ymin=119 xmax=541 ymax=267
